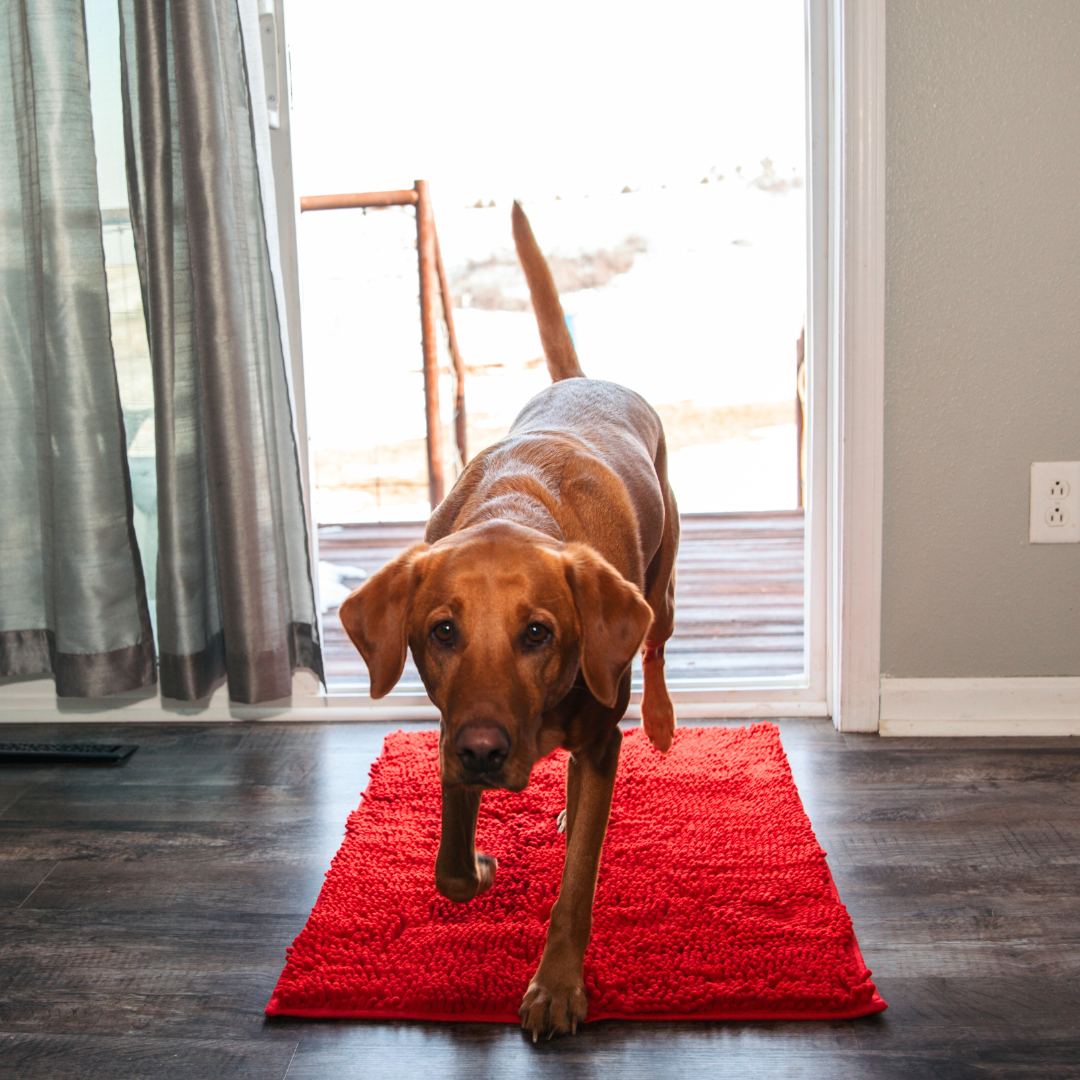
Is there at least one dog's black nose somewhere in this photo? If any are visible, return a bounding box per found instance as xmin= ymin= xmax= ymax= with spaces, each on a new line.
xmin=455 ymin=723 xmax=510 ymax=774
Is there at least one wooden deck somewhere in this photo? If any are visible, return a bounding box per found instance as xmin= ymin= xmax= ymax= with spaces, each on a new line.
xmin=318 ymin=510 xmax=804 ymax=691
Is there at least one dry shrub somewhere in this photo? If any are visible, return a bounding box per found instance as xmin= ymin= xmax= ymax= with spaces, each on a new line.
xmin=449 ymin=236 xmax=648 ymax=312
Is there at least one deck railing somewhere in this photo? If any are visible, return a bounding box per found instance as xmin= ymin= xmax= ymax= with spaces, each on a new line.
xmin=300 ymin=182 xmax=466 ymax=508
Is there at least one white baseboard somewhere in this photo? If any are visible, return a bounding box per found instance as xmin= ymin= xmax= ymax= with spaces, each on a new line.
xmin=0 ymin=676 xmax=829 ymax=724
xmin=880 ymin=677 xmax=1080 ymax=736
xmin=0 ymin=678 xmax=441 ymax=723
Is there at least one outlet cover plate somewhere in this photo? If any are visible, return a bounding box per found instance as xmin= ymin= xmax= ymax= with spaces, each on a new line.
xmin=1030 ymin=461 xmax=1080 ymax=543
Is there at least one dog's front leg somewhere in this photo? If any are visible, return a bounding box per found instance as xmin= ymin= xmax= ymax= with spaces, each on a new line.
xmin=520 ymin=725 xmax=622 ymax=1040
xmin=435 ymin=785 xmax=497 ymax=903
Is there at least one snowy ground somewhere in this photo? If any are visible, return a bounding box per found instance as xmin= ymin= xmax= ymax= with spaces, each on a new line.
xmin=300 ymin=175 xmax=807 ymax=523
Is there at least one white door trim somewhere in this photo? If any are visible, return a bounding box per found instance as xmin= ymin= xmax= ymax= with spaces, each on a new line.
xmin=258 ymin=0 xmax=324 ymax=620
xmin=880 ymin=678 xmax=1080 ymax=736
xmin=825 ymin=0 xmax=886 ymax=731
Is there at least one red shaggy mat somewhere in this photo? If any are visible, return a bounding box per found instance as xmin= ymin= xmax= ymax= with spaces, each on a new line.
xmin=266 ymin=724 xmax=885 ymax=1023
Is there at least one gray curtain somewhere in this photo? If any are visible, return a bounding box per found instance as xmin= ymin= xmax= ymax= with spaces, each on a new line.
xmin=0 ymin=0 xmax=156 ymax=695
xmin=119 ymin=0 xmax=322 ymax=703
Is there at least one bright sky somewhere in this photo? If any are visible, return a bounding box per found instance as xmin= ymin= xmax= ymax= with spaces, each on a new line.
xmin=288 ymin=0 xmax=806 ymax=209
xmin=84 ymin=0 xmax=807 ymax=219
xmin=85 ymin=0 xmax=128 ymax=209
xmin=80 ymin=0 xmax=810 ymax=522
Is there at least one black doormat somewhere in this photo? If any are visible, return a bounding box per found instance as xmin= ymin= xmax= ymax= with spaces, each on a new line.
xmin=0 ymin=743 xmax=138 ymax=763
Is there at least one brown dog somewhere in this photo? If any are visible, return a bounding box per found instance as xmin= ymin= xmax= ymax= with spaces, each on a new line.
xmin=339 ymin=203 xmax=679 ymax=1040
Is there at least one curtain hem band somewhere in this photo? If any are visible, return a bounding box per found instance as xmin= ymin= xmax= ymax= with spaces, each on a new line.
xmin=159 ymin=622 xmax=324 ymax=704
xmin=0 ymin=628 xmax=157 ymax=696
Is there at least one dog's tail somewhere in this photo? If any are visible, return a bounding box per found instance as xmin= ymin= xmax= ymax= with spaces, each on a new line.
xmin=512 ymin=201 xmax=584 ymax=381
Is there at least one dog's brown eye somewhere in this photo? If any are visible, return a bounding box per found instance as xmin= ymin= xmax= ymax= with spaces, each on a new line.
xmin=431 ymin=620 xmax=455 ymax=644
xmin=524 ymin=622 xmax=551 ymax=646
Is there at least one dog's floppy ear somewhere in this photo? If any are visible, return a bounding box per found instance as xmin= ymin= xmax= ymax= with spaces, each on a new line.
xmin=339 ymin=543 xmax=428 ymax=699
xmin=562 ymin=544 xmax=653 ymax=708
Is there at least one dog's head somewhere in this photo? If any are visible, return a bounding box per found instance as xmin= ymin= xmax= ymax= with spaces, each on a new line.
xmin=339 ymin=520 xmax=652 ymax=791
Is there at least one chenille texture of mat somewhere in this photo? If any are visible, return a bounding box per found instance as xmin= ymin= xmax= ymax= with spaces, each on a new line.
xmin=266 ymin=724 xmax=886 ymax=1022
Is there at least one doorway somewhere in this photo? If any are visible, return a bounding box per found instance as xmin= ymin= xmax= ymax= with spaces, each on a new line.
xmin=286 ymin=0 xmax=821 ymax=707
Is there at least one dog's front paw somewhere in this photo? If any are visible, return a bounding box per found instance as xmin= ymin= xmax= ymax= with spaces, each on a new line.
xmin=434 ymin=853 xmax=497 ymax=903
xmin=519 ymin=972 xmax=588 ymax=1042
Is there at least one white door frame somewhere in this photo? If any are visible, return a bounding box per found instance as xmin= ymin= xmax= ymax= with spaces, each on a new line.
xmin=826 ymin=0 xmax=885 ymax=731
xmin=0 ymin=0 xmax=886 ymax=727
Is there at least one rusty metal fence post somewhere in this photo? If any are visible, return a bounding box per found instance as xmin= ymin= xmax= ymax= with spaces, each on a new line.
xmin=435 ymin=234 xmax=467 ymax=469
xmin=413 ymin=180 xmax=446 ymax=507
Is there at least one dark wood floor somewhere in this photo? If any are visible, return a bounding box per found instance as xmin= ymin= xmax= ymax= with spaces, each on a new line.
xmin=318 ymin=511 xmax=805 ymax=691
xmin=1 ymin=719 xmax=1077 ymax=1078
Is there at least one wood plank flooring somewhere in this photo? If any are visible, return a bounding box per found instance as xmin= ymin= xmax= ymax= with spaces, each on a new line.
xmin=1 ymin=719 xmax=1077 ymax=1078
xmin=318 ymin=511 xmax=805 ymax=691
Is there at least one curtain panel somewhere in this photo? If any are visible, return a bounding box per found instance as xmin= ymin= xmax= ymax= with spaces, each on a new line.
xmin=0 ymin=0 xmax=156 ymax=695
xmin=119 ymin=0 xmax=321 ymax=704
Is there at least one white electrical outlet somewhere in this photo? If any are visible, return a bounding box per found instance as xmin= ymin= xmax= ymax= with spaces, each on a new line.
xmin=1030 ymin=462 xmax=1080 ymax=543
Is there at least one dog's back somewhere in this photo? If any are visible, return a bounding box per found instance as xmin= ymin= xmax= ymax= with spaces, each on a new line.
xmin=426 ymin=204 xmax=673 ymax=584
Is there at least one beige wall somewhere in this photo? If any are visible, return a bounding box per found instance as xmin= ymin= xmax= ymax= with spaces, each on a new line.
xmin=882 ymin=0 xmax=1080 ymax=677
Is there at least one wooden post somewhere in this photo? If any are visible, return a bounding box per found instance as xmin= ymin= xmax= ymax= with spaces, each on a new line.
xmin=434 ymin=234 xmax=467 ymax=468
xmin=414 ymin=180 xmax=445 ymax=508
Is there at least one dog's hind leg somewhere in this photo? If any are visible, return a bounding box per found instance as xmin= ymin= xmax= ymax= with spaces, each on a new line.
xmin=641 ymin=456 xmax=679 ymax=753
xmin=641 ymin=638 xmax=675 ymax=754
xmin=434 ymin=785 xmax=497 ymax=903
